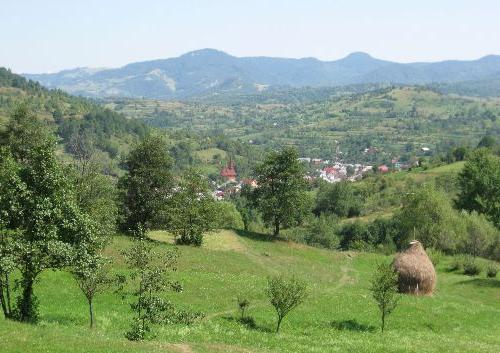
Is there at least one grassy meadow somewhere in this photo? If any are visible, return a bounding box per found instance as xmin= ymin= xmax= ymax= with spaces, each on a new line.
xmin=1 ymin=229 xmax=499 ymax=353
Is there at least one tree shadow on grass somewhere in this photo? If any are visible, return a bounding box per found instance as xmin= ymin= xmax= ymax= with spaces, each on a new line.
xmin=455 ymin=278 xmax=500 ymax=288
xmin=222 ymin=315 xmax=273 ymax=333
xmin=330 ymin=319 xmax=376 ymax=332
xmin=234 ymin=229 xmax=274 ymax=243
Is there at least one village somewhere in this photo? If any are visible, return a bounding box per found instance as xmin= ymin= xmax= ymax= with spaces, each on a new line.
xmin=212 ymin=155 xmax=417 ymax=200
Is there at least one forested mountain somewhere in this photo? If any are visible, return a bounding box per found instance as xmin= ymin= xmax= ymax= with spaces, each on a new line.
xmin=24 ymin=49 xmax=500 ymax=99
xmin=0 ymin=67 xmax=148 ymax=175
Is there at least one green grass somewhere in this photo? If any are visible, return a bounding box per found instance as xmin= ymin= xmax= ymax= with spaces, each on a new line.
xmin=1 ymin=230 xmax=499 ymax=353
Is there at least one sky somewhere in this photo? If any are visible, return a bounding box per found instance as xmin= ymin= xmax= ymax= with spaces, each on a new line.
xmin=1 ymin=0 xmax=500 ymax=73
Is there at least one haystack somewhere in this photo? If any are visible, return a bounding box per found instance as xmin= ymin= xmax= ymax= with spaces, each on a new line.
xmin=393 ymin=240 xmax=436 ymax=295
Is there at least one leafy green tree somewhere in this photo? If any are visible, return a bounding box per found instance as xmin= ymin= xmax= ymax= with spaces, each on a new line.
xmin=71 ymin=250 xmax=112 ymax=328
xmin=252 ymin=147 xmax=309 ymax=237
xmin=216 ymin=201 xmax=244 ymax=229
xmin=456 ymin=149 xmax=500 ymax=228
xmin=396 ymin=185 xmax=463 ymax=251
xmin=122 ymin=235 xmax=183 ymax=340
xmin=460 ymin=211 xmax=499 ymax=259
xmin=477 ymin=135 xmax=497 ymax=149
xmin=0 ymin=227 xmax=15 ymax=319
xmin=69 ymin=132 xmax=118 ymax=236
xmin=315 ymin=181 xmax=361 ymax=218
xmin=370 ymin=263 xmax=399 ymax=332
xmin=119 ymin=135 xmax=174 ymax=233
xmin=169 ymin=171 xmax=219 ymax=246
xmin=267 ymin=275 xmax=307 ymax=333
xmin=304 ymin=214 xmax=339 ymax=249
xmin=0 ymin=107 xmax=96 ymax=322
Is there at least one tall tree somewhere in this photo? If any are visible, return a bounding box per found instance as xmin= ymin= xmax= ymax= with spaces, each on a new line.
xmin=169 ymin=171 xmax=219 ymax=246
xmin=252 ymin=147 xmax=309 ymax=237
xmin=119 ymin=135 xmax=174 ymax=233
xmin=0 ymin=107 xmax=96 ymax=322
xmin=456 ymin=149 xmax=500 ymax=228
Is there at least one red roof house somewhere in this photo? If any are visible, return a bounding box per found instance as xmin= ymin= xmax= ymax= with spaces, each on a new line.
xmin=220 ymin=159 xmax=237 ymax=182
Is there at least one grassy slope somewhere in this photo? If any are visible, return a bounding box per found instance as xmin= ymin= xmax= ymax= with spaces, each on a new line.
xmin=1 ymin=229 xmax=499 ymax=353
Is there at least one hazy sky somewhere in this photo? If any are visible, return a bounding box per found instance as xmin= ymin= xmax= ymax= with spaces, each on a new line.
xmin=2 ymin=0 xmax=499 ymax=73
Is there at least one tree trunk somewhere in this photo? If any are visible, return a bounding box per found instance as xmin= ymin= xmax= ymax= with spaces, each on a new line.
xmin=5 ymin=273 xmax=12 ymax=315
xmin=276 ymin=316 xmax=283 ymax=333
xmin=273 ymin=219 xmax=280 ymax=237
xmin=88 ymin=298 xmax=94 ymax=328
xmin=0 ymin=280 xmax=8 ymax=318
xmin=381 ymin=312 xmax=385 ymax=332
xmin=19 ymin=272 xmax=36 ymax=322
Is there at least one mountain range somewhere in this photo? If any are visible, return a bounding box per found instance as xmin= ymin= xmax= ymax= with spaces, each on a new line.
xmin=23 ymin=49 xmax=500 ymax=99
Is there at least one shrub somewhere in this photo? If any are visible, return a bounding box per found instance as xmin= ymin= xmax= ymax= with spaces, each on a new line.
xmin=463 ymin=257 xmax=481 ymax=276
xmin=486 ymin=265 xmax=498 ymax=278
xmin=267 ymin=275 xmax=308 ymax=333
xmin=237 ymin=297 xmax=250 ymax=319
xmin=304 ymin=214 xmax=339 ymax=249
xmin=370 ymin=262 xmax=399 ymax=332
xmin=427 ymin=248 xmax=443 ymax=267
xmin=449 ymin=255 xmax=464 ymax=271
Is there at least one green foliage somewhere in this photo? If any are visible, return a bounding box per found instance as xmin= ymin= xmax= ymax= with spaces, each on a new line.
xmin=315 ymin=181 xmax=362 ymax=218
xmin=370 ymin=262 xmax=399 ymax=332
xmin=0 ymin=107 xmax=97 ymax=323
xmin=426 ymin=248 xmax=444 ymax=267
xmin=396 ymin=185 xmax=463 ymax=252
xmin=459 ymin=211 xmax=499 ymax=259
xmin=70 ymin=252 xmax=113 ymax=328
xmin=252 ymin=147 xmax=310 ymax=236
xmin=216 ymin=201 xmax=244 ymax=229
xmin=119 ymin=135 xmax=174 ymax=233
xmin=457 ymin=149 xmax=500 ymax=228
xmin=169 ymin=171 xmax=219 ymax=246
xmin=237 ymin=297 xmax=250 ymax=319
xmin=462 ymin=256 xmax=482 ymax=276
xmin=304 ymin=214 xmax=339 ymax=249
xmin=122 ymin=235 xmax=183 ymax=340
xmin=486 ymin=265 xmax=498 ymax=278
xmin=267 ymin=275 xmax=307 ymax=333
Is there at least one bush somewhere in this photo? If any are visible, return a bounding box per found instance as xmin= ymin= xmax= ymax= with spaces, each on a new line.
xmin=267 ymin=275 xmax=307 ymax=333
xmin=463 ymin=257 xmax=481 ymax=276
xmin=304 ymin=214 xmax=339 ymax=249
xmin=237 ymin=297 xmax=250 ymax=319
xmin=216 ymin=201 xmax=244 ymax=229
xmin=486 ymin=265 xmax=498 ymax=278
xmin=427 ymin=248 xmax=443 ymax=267
xmin=449 ymin=255 xmax=464 ymax=271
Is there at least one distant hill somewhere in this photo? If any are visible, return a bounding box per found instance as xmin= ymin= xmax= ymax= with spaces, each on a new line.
xmin=22 ymin=49 xmax=500 ymax=99
xmin=0 ymin=67 xmax=148 ymax=175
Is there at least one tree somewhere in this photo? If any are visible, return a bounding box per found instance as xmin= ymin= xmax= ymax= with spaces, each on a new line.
xmin=0 ymin=107 xmax=97 ymax=322
xmin=169 ymin=171 xmax=219 ymax=246
xmin=252 ymin=147 xmax=309 ymax=237
xmin=119 ymin=135 xmax=174 ymax=233
xmin=477 ymin=135 xmax=497 ymax=149
xmin=71 ymin=250 xmax=112 ymax=328
xmin=460 ymin=211 xmax=499 ymax=259
xmin=396 ymin=185 xmax=463 ymax=252
xmin=69 ymin=132 xmax=118 ymax=237
xmin=0 ymin=150 xmax=23 ymax=319
xmin=0 ymin=227 xmax=15 ymax=319
xmin=267 ymin=275 xmax=307 ymax=333
xmin=314 ymin=181 xmax=361 ymax=218
xmin=456 ymin=149 xmax=500 ymax=228
xmin=370 ymin=263 xmax=399 ymax=332
xmin=122 ymin=234 xmax=183 ymax=340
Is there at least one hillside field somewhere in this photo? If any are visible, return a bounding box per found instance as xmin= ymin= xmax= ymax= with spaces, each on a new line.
xmin=1 ymin=229 xmax=498 ymax=353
